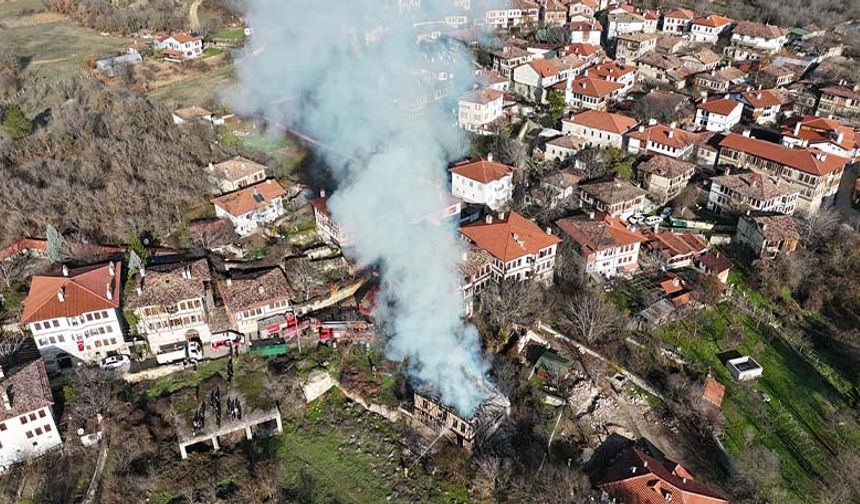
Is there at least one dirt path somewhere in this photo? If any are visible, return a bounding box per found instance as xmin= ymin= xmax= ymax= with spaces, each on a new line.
xmin=189 ymin=0 xmax=202 ymax=31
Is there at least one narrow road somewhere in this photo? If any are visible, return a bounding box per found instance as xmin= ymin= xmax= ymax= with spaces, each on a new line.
xmin=189 ymin=0 xmax=203 ymax=32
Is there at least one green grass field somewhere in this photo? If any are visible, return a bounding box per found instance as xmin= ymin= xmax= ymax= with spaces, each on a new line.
xmin=1 ymin=17 xmax=130 ymax=79
xmin=148 ymin=64 xmax=237 ymax=106
xmin=655 ymin=303 xmax=860 ymax=501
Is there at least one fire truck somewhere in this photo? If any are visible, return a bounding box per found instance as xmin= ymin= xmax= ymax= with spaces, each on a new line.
xmin=317 ymin=320 xmax=376 ymax=344
xmin=258 ymin=313 xmax=319 ymax=339
xmin=257 ymin=313 xmax=376 ymax=345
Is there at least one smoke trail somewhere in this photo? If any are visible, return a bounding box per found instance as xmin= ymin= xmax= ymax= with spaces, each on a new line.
xmin=233 ymin=1 xmax=496 ymax=414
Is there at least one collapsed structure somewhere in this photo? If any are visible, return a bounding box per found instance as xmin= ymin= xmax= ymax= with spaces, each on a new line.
xmin=413 ymin=385 xmax=510 ymax=451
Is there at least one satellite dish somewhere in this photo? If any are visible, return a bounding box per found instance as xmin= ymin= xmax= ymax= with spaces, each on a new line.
xmin=77 ymin=427 xmax=85 ymax=436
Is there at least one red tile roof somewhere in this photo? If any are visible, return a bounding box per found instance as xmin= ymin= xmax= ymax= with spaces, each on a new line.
xmin=647 ymin=231 xmax=709 ymax=258
xmin=741 ymin=89 xmax=785 ymax=108
xmin=556 ymin=213 xmax=645 ymax=256
xmin=569 ymin=20 xmax=602 ymax=31
xmin=460 ymin=88 xmax=504 ymax=105
xmin=732 ymin=20 xmax=787 ymax=39
xmin=561 ymin=43 xmax=603 ymax=58
xmin=697 ymin=98 xmax=742 ymax=116
xmin=599 ymin=446 xmax=729 ymax=504
xmin=170 ymin=33 xmax=202 ymax=44
xmin=781 ymin=115 xmax=859 ymax=153
xmin=460 ymin=212 xmax=560 ymax=262
xmin=664 ymin=8 xmax=694 ymax=20
xmin=22 ymin=262 xmax=121 ymax=324
xmin=628 ymin=123 xmax=697 ymax=150
xmin=211 ymin=179 xmax=287 ymax=216
xmin=702 ymin=375 xmax=725 ymax=408
xmin=450 ymin=159 xmax=514 ymax=184
xmin=564 ymin=109 xmax=637 ymax=134
xmin=529 ymin=58 xmax=559 ymax=78
xmin=692 ymin=14 xmax=732 ymax=28
xmin=569 ymin=76 xmax=623 ymax=98
xmin=588 ymin=61 xmax=636 ymax=80
xmin=720 ymin=133 xmax=848 ymax=176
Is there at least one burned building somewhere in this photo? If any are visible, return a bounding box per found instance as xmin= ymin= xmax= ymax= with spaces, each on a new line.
xmin=412 ymin=387 xmax=509 ymax=451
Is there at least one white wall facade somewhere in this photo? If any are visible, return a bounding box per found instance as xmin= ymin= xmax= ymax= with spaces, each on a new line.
xmin=28 ymin=309 xmax=124 ymax=371
xmin=0 ymin=405 xmax=62 ymax=469
xmin=451 ymin=172 xmax=513 ymax=210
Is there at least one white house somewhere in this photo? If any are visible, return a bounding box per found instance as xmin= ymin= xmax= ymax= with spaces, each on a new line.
xmin=780 ymin=116 xmax=860 ymax=162
xmin=449 ymin=157 xmax=514 ymax=210
xmin=626 ymin=122 xmax=698 ymax=159
xmin=689 ymin=15 xmax=733 ymax=44
xmin=0 ymin=359 xmax=62 ymax=469
xmin=211 ymin=179 xmax=287 ymax=237
xmin=125 ymin=259 xmax=215 ymax=356
xmin=545 ymin=135 xmax=585 ymax=162
xmin=707 ymin=171 xmax=800 ymax=215
xmin=216 ymin=269 xmax=295 ymax=338
xmin=460 ymin=212 xmax=561 ymax=283
xmin=308 ymin=192 xmax=349 ymax=246
xmin=556 ymin=213 xmax=646 ymax=277
xmin=579 ymin=178 xmax=648 ymax=218
xmin=695 ymin=97 xmax=744 ymax=132
xmin=208 ymin=156 xmax=268 ymax=194
xmin=21 ymin=262 xmax=125 ymax=372
xmin=568 ymin=20 xmax=603 ymax=45
xmin=561 ymin=109 xmax=637 ymax=149
xmin=607 ymin=12 xmax=646 ymax=40
xmin=730 ymin=21 xmax=787 ymax=54
xmin=585 ymin=61 xmax=637 ymax=95
xmin=563 ymin=76 xmax=624 ymax=111
xmin=661 ymin=8 xmax=694 ymax=33
xmin=737 ymin=89 xmax=785 ymax=125
xmin=458 ymin=88 xmax=504 ymax=135
xmin=567 ymin=0 xmax=597 ymax=19
xmin=157 ymin=33 xmax=203 ymax=60
xmin=483 ymin=1 xmax=540 ymax=28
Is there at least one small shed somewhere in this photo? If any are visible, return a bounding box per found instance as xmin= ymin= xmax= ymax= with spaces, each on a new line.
xmin=726 ymin=356 xmax=763 ymax=381
xmin=95 ymin=53 xmax=143 ymax=78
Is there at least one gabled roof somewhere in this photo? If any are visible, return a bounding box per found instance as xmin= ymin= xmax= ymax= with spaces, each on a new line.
xmin=638 ymin=155 xmax=696 ymax=179
xmin=732 ymin=20 xmax=787 ymax=39
xmin=588 ymin=61 xmax=636 ymax=79
xmin=781 ymin=115 xmax=859 ymax=152
xmin=820 ymin=85 xmax=860 ymax=101
xmin=216 ymin=268 xmax=295 ymax=314
xmin=450 ymin=158 xmax=514 ymax=184
xmin=0 ymin=359 xmax=53 ymax=423
xmin=710 ymin=171 xmax=797 ymax=200
xmin=627 ymin=123 xmax=697 ymax=150
xmin=460 ymin=88 xmax=504 ymax=105
xmin=211 ymin=179 xmax=287 ymax=217
xmin=168 ymin=33 xmax=202 ymax=44
xmin=212 ymin=156 xmax=267 ymax=182
xmin=564 ymin=109 xmax=638 ymax=134
xmin=697 ymin=98 xmax=743 ymax=116
xmin=664 ymin=8 xmax=694 ymax=20
xmin=740 ymin=89 xmax=785 ymax=108
xmin=460 ymin=212 xmax=560 ymax=262
xmin=580 ymin=178 xmax=648 ymax=205
xmin=22 ymin=262 xmax=121 ymax=324
xmin=126 ymin=259 xmax=211 ymax=309
xmin=561 ymin=43 xmax=603 ymax=58
xmin=646 ymin=231 xmax=709 ymax=258
xmin=702 ymin=375 xmax=725 ymax=408
xmin=742 ymin=213 xmax=800 ymax=242
xmin=599 ymin=446 xmax=729 ymax=504
xmin=529 ymin=58 xmax=560 ymax=78
xmin=568 ymin=76 xmax=623 ymax=98
xmin=546 ymin=135 xmax=585 ymax=150
xmin=556 ymin=213 xmax=645 ymax=256
xmin=569 ymin=19 xmax=602 ymax=31
xmin=719 ymin=133 xmax=848 ymax=176
xmin=692 ymin=14 xmax=733 ymax=28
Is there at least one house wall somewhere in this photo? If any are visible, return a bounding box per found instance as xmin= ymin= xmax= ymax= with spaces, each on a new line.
xmin=695 ymin=106 xmax=743 ymax=132
xmin=562 ymin=122 xmax=626 ymax=149
xmin=451 ymin=173 xmax=513 ymax=210
xmin=230 ymin=297 xmax=292 ymax=338
xmin=690 ymin=24 xmax=728 ymax=44
xmin=731 ymin=34 xmax=786 ymax=53
xmin=221 ymin=170 xmax=267 ymax=193
xmin=458 ymin=97 xmax=504 ymax=133
xmin=576 ymin=242 xmax=641 ymax=277
xmin=215 ymin=197 xmax=285 ymax=237
xmin=545 ymin=144 xmax=578 ymax=162
xmin=0 ymin=405 xmax=62 ymax=468
xmin=135 ymin=296 xmax=213 ymax=352
xmin=29 ymin=309 xmax=124 ymax=371
xmin=706 ymin=181 xmax=799 ymax=215
xmin=643 ymin=171 xmax=693 ymax=204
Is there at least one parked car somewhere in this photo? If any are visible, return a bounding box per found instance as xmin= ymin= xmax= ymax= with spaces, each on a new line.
xmin=644 ymin=215 xmax=663 ymax=226
xmin=628 ymin=213 xmax=645 ymax=225
xmin=100 ymin=354 xmax=130 ymax=370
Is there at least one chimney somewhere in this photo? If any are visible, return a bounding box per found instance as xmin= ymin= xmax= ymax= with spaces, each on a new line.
xmin=588 ymin=210 xmax=595 ymax=219
xmin=62 ymin=264 xmax=69 ymax=277
xmin=106 ymin=283 xmax=113 ymax=300
xmin=793 ymin=121 xmax=801 ymax=136
xmin=648 ymin=118 xmax=657 ymax=125
xmin=226 ymin=278 xmax=232 ymax=287
xmin=668 ymin=129 xmax=674 ymax=139
xmin=638 ymin=125 xmax=645 ymax=132
xmin=669 ymin=121 xmax=677 ymax=129
xmin=0 ymin=365 xmax=4 ymax=379
xmin=136 ymin=286 xmax=142 ymax=296
xmin=487 ymin=153 xmax=494 ymax=162
xmin=485 ymin=214 xmax=493 ymax=224
xmin=499 ymin=211 xmax=506 ymax=220
xmin=208 ymin=162 xmax=214 ymax=171
xmin=835 ymin=131 xmax=844 ymax=144
xmin=109 ymin=261 xmax=115 ymax=277
xmin=742 ymin=129 xmax=751 ymax=137
xmin=57 ymin=287 xmax=65 ymax=303
xmin=140 ymin=264 xmax=146 ymax=278
xmin=512 ymin=232 xmax=520 ymax=241
xmin=320 ymin=189 xmax=326 ymax=198
xmin=546 ymin=226 xmax=552 ymax=235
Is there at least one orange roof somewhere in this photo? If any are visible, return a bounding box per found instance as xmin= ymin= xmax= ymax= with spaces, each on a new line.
xmin=599 ymin=446 xmax=729 ymax=504
xmin=529 ymin=59 xmax=559 ymax=78
xmin=781 ymin=115 xmax=859 ymax=153
xmin=561 ymin=43 xmax=602 ymax=58
xmin=569 ymin=20 xmax=602 ymax=31
xmin=647 ymin=231 xmax=709 ymax=258
xmin=692 ymin=14 xmax=732 ymax=28
xmin=569 ymin=76 xmax=623 ymax=98
xmin=171 ymin=33 xmax=202 ymax=44
xmin=460 ymin=212 xmax=560 ymax=262
xmin=22 ymin=262 xmax=121 ymax=324
xmin=702 ymin=375 xmax=725 ymax=408
xmin=450 ymin=158 xmax=513 ymax=184
xmin=570 ymin=0 xmax=598 ymax=9
xmin=589 ymin=61 xmax=636 ymax=79
xmin=741 ymin=89 xmax=784 ymax=108
xmin=211 ymin=179 xmax=287 ymax=216
xmin=697 ymin=98 xmax=742 ymax=116
xmin=460 ymin=88 xmax=504 ymax=105
xmin=556 ymin=213 xmax=645 ymax=257
xmin=720 ymin=133 xmax=848 ymax=176
xmin=628 ymin=123 xmax=697 ymax=150
xmin=564 ymin=109 xmax=637 ymax=134
xmin=664 ymin=8 xmax=694 ymax=20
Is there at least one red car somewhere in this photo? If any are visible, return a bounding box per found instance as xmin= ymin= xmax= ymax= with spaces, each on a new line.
xmin=210 ymin=334 xmax=245 ymax=350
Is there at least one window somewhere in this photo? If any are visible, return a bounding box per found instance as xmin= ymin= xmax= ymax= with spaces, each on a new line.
xmin=52 ymin=320 xmax=59 ymax=328
xmin=26 ymin=431 xmax=33 ymax=439
xmin=39 ymin=410 xmax=46 ymax=418
xmin=58 ymin=335 xmax=65 ymax=343
xmin=29 ymin=413 xmax=36 ymax=421
xmin=44 ymin=424 xmax=52 ymax=432
xmin=34 ymin=322 xmax=41 ymax=331
xmin=35 ymin=427 xmax=42 ymax=435
xmin=0 ymin=423 xmax=6 ymax=431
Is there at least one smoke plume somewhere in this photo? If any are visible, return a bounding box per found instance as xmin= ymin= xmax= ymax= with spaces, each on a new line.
xmin=234 ymin=1 xmax=495 ymax=414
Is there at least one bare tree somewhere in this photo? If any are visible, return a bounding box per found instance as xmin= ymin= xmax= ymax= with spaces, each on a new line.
xmin=0 ymin=258 xmax=28 ymax=289
xmin=189 ymin=219 xmax=237 ymax=250
xmin=0 ymin=331 xmax=28 ymax=358
xmin=64 ymin=366 xmax=115 ymax=426
xmin=479 ymin=280 xmax=547 ymax=345
xmin=562 ymin=289 xmax=625 ymax=345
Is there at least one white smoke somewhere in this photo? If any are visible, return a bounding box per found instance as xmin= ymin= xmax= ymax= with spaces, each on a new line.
xmin=233 ymin=1 xmax=496 ymax=415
